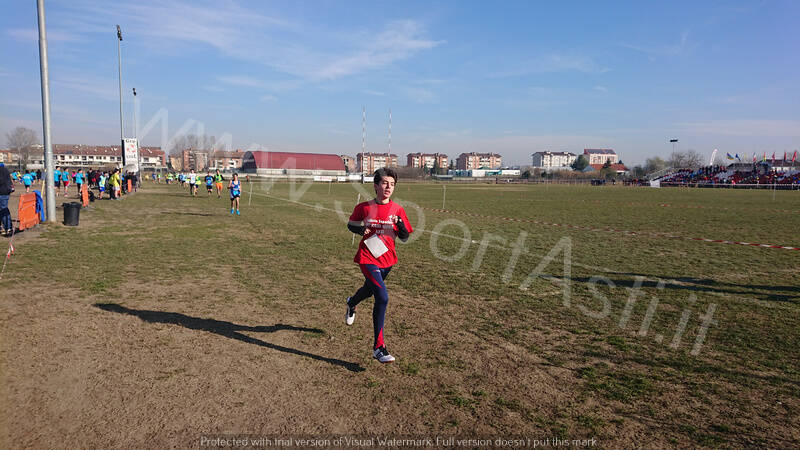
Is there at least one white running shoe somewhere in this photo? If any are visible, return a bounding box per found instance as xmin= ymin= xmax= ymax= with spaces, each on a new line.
xmin=373 ymin=346 xmax=395 ymax=363
xmin=345 ymin=297 xmax=356 ymax=326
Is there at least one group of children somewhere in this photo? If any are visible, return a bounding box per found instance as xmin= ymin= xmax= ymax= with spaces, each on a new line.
xmin=9 ymin=170 xmax=39 ymax=193
xmin=168 ymin=169 xmax=242 ymax=214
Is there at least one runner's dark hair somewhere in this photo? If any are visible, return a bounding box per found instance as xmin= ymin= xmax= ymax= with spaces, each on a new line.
xmin=374 ymin=167 xmax=398 ymax=185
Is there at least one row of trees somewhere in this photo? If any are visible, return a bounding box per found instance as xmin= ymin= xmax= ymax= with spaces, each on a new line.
xmin=169 ymin=134 xmax=218 ymax=155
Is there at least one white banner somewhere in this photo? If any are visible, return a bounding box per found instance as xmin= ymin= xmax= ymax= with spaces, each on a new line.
xmin=122 ymin=138 xmax=140 ymax=173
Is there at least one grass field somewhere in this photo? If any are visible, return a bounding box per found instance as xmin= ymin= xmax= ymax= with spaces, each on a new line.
xmin=1 ymin=180 xmax=798 ymax=448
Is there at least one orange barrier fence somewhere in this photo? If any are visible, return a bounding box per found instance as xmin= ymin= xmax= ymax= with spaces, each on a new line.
xmin=18 ymin=193 xmax=39 ymax=231
xmin=81 ymin=183 xmax=89 ymax=208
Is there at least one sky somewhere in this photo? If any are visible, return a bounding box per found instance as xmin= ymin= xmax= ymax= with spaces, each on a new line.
xmin=1 ymin=0 xmax=799 ymax=166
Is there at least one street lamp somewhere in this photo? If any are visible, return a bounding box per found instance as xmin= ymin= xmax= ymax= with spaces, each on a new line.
xmin=37 ymin=0 xmax=56 ymax=222
xmin=132 ymin=88 xmax=137 ymax=140
xmin=670 ymin=138 xmax=678 ymax=154
xmin=133 ymin=87 xmax=142 ymax=183
xmin=116 ymin=25 xmax=123 ymax=143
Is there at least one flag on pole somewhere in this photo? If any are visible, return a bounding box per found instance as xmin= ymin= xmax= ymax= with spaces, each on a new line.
xmin=772 ymin=152 xmax=776 ymax=163
xmin=726 ymin=153 xmax=734 ymax=160
xmin=735 ymin=153 xmax=740 ymax=161
xmin=763 ymin=152 xmax=766 ymax=162
xmin=793 ymin=151 xmax=797 ymax=163
xmin=5 ymin=243 xmax=13 ymax=258
xmin=753 ymin=154 xmax=757 ymax=163
xmin=784 ymin=151 xmax=787 ymax=163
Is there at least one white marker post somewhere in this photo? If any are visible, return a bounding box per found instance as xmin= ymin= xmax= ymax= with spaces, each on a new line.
xmin=351 ymin=193 xmax=361 ymax=245
xmin=248 ymin=180 xmax=253 ymax=206
xmin=442 ymin=184 xmax=446 ymax=209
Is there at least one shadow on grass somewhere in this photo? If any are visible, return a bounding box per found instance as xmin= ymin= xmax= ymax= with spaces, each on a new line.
xmin=548 ymin=274 xmax=799 ymax=303
xmin=94 ymin=302 xmax=364 ymax=373
xmin=160 ymin=211 xmax=216 ymax=217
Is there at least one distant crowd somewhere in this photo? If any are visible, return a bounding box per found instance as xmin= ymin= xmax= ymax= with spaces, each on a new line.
xmin=658 ymin=165 xmax=800 ymax=187
xmin=7 ymin=167 xmax=141 ymax=200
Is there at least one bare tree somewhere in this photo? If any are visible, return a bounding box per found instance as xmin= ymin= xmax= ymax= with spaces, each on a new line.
xmin=5 ymin=126 xmax=40 ymax=170
xmin=644 ymin=156 xmax=668 ymax=173
xmin=170 ymin=134 xmax=216 ymax=155
xmin=668 ymin=150 xmax=704 ymax=169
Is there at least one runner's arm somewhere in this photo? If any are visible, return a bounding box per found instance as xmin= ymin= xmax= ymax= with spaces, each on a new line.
xmin=396 ymin=218 xmax=409 ymax=242
xmin=347 ymin=221 xmax=366 ymax=235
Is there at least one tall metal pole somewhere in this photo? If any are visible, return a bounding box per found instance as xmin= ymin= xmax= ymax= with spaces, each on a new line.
xmin=132 ymin=88 xmax=137 ymax=141
xmin=388 ymin=108 xmax=392 ymax=155
xmin=37 ymin=0 xmax=56 ymax=222
xmin=361 ymin=106 xmax=366 ymax=174
xmin=133 ymin=87 xmax=142 ymax=186
xmin=117 ymin=25 xmax=124 ymax=166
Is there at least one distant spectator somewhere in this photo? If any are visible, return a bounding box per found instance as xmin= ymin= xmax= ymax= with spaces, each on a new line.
xmin=75 ymin=169 xmax=85 ymax=197
xmin=98 ymin=172 xmax=107 ymax=200
xmin=0 ymin=163 xmax=13 ymax=237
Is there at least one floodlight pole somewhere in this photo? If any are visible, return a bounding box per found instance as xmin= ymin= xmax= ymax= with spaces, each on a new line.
xmin=36 ymin=0 xmax=56 ymax=222
xmin=132 ymin=88 xmax=137 ymax=141
xmin=133 ymin=87 xmax=142 ymax=186
xmin=117 ymin=26 xmax=124 ymax=143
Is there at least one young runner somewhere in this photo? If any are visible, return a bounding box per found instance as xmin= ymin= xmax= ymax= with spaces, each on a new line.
xmin=228 ymin=173 xmax=241 ymax=215
xmin=61 ymin=168 xmax=71 ymax=196
xmin=22 ymin=171 xmax=33 ymax=193
xmin=204 ymin=172 xmax=214 ymax=196
xmin=345 ymin=167 xmax=413 ymax=363
xmin=213 ymin=170 xmax=224 ymax=198
xmin=53 ymin=167 xmax=61 ymax=197
xmin=75 ymin=169 xmax=84 ymax=197
xmin=188 ymin=170 xmax=197 ymax=196
xmin=98 ymin=172 xmax=107 ymax=199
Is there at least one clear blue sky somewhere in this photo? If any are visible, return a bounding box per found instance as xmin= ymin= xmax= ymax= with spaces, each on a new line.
xmin=1 ymin=0 xmax=799 ymax=166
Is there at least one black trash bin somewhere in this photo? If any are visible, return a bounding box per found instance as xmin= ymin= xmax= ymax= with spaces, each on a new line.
xmin=63 ymin=202 xmax=81 ymax=226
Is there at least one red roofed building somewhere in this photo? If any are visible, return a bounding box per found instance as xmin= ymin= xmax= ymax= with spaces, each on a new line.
xmin=0 ymin=150 xmax=14 ymax=164
xmin=48 ymin=144 xmax=166 ymax=170
xmin=242 ymin=151 xmax=346 ymax=178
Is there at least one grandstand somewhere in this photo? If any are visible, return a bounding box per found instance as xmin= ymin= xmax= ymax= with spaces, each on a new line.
xmin=654 ymin=162 xmax=800 ymax=188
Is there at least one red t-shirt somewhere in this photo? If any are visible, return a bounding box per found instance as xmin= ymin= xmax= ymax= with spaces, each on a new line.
xmin=350 ymin=199 xmax=413 ymax=268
